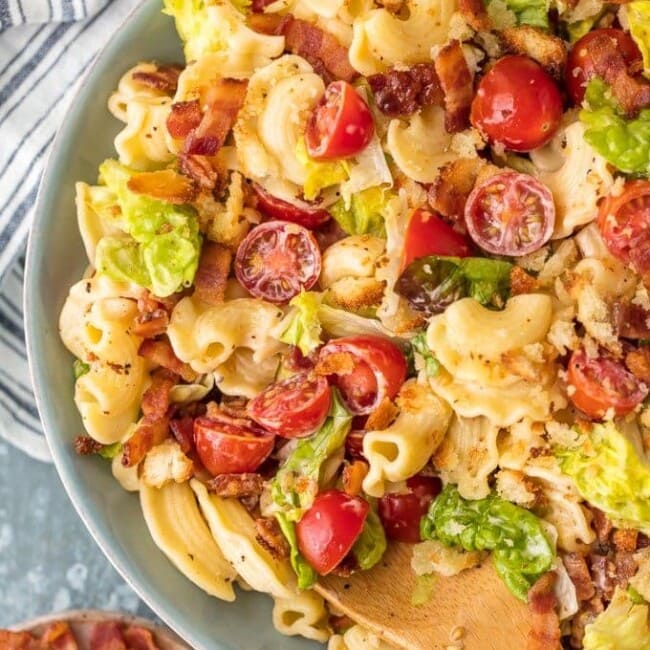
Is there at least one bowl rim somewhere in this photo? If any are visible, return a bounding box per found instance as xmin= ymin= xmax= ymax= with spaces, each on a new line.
xmin=23 ymin=2 xmax=215 ymax=649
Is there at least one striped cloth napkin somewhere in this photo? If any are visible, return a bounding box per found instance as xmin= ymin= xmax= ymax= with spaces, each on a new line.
xmin=0 ymin=0 xmax=140 ymax=460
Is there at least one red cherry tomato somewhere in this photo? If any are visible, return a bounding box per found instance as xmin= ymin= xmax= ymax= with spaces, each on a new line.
xmin=235 ymin=220 xmax=321 ymax=303
xmin=464 ymin=172 xmax=555 ymax=256
xmin=470 ymin=55 xmax=562 ymax=152
xmin=247 ymin=373 xmax=331 ymax=438
xmin=402 ymin=209 xmax=473 ymax=269
xmin=567 ymin=348 xmax=648 ymax=420
xmin=378 ymin=476 xmax=443 ymax=543
xmin=306 ymin=81 xmax=375 ymax=160
xmin=252 ymin=183 xmax=331 ymax=229
xmin=319 ymin=335 xmax=408 ymax=415
xmin=296 ymin=489 xmax=369 ymax=575
xmin=598 ymin=181 xmax=650 ymax=275
xmin=566 ymin=29 xmax=642 ymax=106
xmin=194 ymin=415 xmax=275 ymax=476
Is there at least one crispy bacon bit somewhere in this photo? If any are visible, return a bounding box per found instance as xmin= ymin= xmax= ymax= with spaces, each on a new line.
xmin=499 ymin=26 xmax=567 ymax=77
xmin=590 ymin=554 xmax=615 ymax=600
xmin=428 ymin=157 xmax=484 ymax=225
xmin=207 ymin=473 xmax=265 ymax=498
xmin=614 ymin=551 xmax=639 ymax=587
xmin=526 ymin=572 xmax=561 ymax=650
xmin=178 ymin=154 xmax=220 ymax=191
xmin=367 ymin=64 xmax=443 ymax=117
xmin=133 ymin=290 xmax=177 ymax=339
xmin=185 ymin=78 xmax=248 ymax=156
xmin=193 ymin=242 xmax=232 ymax=306
xmin=132 ymin=64 xmax=182 ymax=95
xmin=330 ymin=614 xmax=356 ymax=634
xmin=569 ymin=598 xmax=604 ymax=649
xmin=587 ymin=30 xmax=650 ymax=117
xmin=127 ymin=169 xmax=198 ymax=205
xmin=282 ymin=16 xmax=357 ymax=83
xmin=0 ymin=631 xmax=38 ymax=650
xmin=138 ymin=338 xmax=197 ymax=383
xmin=142 ymin=368 xmax=178 ymax=417
xmin=613 ymin=528 xmax=639 ymax=553
xmin=433 ymin=40 xmax=474 ymax=133
xmin=591 ymin=507 xmax=613 ymax=546
xmin=74 ymin=435 xmax=105 ymax=456
xmin=330 ymin=554 xmax=359 ymax=577
xmin=458 ymin=0 xmax=492 ymax=31
xmin=122 ymin=626 xmax=161 ymax=650
xmin=89 ymin=622 xmax=127 ymax=650
xmin=166 ymin=100 xmax=202 ymax=139
xmin=247 ymin=12 xmax=287 ymax=35
xmin=170 ymin=417 xmax=195 ymax=456
xmin=510 ymin=266 xmax=539 ymax=296
xmin=563 ymin=553 xmax=595 ymax=602
xmin=614 ymin=299 xmax=650 ymax=339
xmin=255 ymin=517 xmax=290 ymax=559
xmin=342 ymin=460 xmax=369 ymax=497
xmin=315 ymin=351 xmax=355 ymax=376
xmin=41 ymin=622 xmax=79 ymax=650
xmin=365 ymin=396 xmax=399 ymax=431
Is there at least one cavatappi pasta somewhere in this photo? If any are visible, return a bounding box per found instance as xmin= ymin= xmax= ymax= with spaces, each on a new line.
xmin=58 ymin=0 xmax=650 ymax=646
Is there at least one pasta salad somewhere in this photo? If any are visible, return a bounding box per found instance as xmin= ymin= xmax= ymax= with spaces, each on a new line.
xmin=58 ymin=0 xmax=650 ymax=647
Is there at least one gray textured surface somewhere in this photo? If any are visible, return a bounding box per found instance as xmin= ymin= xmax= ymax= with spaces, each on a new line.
xmin=0 ymin=440 xmax=154 ymax=627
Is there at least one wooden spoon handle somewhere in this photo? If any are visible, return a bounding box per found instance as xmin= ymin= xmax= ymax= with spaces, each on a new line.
xmin=316 ymin=543 xmax=531 ymax=650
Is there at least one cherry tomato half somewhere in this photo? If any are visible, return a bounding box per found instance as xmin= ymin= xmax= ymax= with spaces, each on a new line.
xmin=194 ymin=415 xmax=275 ymax=476
xmin=566 ymin=29 xmax=642 ymax=106
xmin=296 ymin=489 xmax=369 ymax=575
xmin=567 ymin=348 xmax=648 ymax=420
xmin=319 ymin=335 xmax=408 ymax=415
xmin=248 ymin=373 xmax=331 ymax=438
xmin=306 ymin=81 xmax=375 ymax=160
xmin=235 ymin=220 xmax=321 ymax=304
xmin=378 ymin=476 xmax=442 ymax=543
xmin=598 ymin=181 xmax=650 ymax=275
xmin=252 ymin=183 xmax=331 ymax=229
xmin=464 ymin=172 xmax=555 ymax=256
xmin=470 ymin=55 xmax=563 ymax=152
xmin=402 ymin=209 xmax=473 ymax=270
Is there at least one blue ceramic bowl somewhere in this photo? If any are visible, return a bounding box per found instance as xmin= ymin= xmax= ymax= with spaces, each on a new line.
xmin=24 ymin=2 xmax=321 ymax=648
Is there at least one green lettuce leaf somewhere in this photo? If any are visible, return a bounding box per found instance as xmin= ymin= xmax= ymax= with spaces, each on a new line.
xmin=329 ymin=186 xmax=391 ymax=237
xmin=580 ymin=78 xmax=650 ymax=175
xmin=583 ymin=588 xmax=650 ymax=650
xmin=98 ymin=442 xmax=123 ymax=460
xmin=352 ymin=506 xmax=387 ymax=571
xmin=275 ymin=512 xmax=317 ymax=589
xmin=295 ymin=137 xmax=349 ymax=201
xmin=485 ymin=0 xmax=549 ymax=29
xmin=557 ymin=421 xmax=650 ymax=532
xmin=73 ymin=359 xmax=90 ymax=379
xmin=396 ymin=255 xmax=512 ymax=316
xmin=280 ymin=291 xmax=323 ymax=355
xmin=95 ymin=160 xmax=201 ymax=297
xmin=628 ymin=1 xmax=650 ymax=77
xmin=421 ymin=484 xmax=554 ymax=601
xmin=410 ymin=332 xmax=440 ymax=377
xmin=271 ymin=390 xmax=353 ymax=521
xmin=163 ymin=0 xmax=226 ymax=61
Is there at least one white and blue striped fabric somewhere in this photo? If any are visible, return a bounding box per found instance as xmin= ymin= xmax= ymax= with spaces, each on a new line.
xmin=0 ymin=0 xmax=140 ymax=461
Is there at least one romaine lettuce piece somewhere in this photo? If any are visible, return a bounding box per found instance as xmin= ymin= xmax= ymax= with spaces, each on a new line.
xmin=485 ymin=0 xmax=549 ymax=29
xmin=421 ymin=484 xmax=555 ymax=600
xmin=352 ymin=506 xmax=387 ymax=571
xmin=580 ymin=78 xmax=650 ymax=175
xmin=275 ymin=512 xmax=317 ymax=589
xmin=279 ymin=291 xmax=323 ymax=356
xmin=329 ymin=186 xmax=391 ymax=237
xmin=583 ymin=588 xmax=650 ymax=650
xmin=557 ymin=421 xmax=650 ymax=532
xmin=410 ymin=332 xmax=440 ymax=377
xmin=73 ymin=359 xmax=90 ymax=379
xmin=628 ymin=1 xmax=650 ymax=78
xmin=95 ymin=160 xmax=201 ymax=297
xmin=295 ymin=137 xmax=349 ymax=201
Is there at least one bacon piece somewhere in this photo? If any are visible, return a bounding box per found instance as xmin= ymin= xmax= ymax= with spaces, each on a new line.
xmin=499 ymin=26 xmax=567 ymax=77
xmin=251 ymin=0 xmax=277 ymax=10
xmin=41 ymin=622 xmax=79 ymax=650
xmin=138 ymin=339 xmax=197 ymax=383
xmin=207 ymin=473 xmax=265 ymax=498
xmin=368 ymin=64 xmax=443 ymax=117
xmin=591 ymin=507 xmax=613 ymax=546
xmin=133 ymin=291 xmax=177 ymax=339
xmin=132 ymin=64 xmax=182 ymax=95
xmin=193 ymin=242 xmax=232 ymax=306
xmin=0 ymin=631 xmax=38 ymax=650
xmin=122 ymin=626 xmax=160 ymax=650
xmin=587 ymin=31 xmax=650 ymax=117
xmin=282 ymin=17 xmax=357 ymax=83
xmin=590 ymin=554 xmax=615 ymax=599
xmin=510 ymin=266 xmax=539 ymax=296
xmin=614 ymin=551 xmax=638 ymax=587
xmin=569 ymin=597 xmax=604 ymax=649
xmin=166 ymin=100 xmax=202 ymax=139
xmin=458 ymin=0 xmax=492 ymax=31
xmin=142 ymin=368 xmax=178 ymax=417
xmin=178 ymin=154 xmax=220 ymax=191
xmin=614 ymin=300 xmax=650 ymax=339
xmin=74 ymin=435 xmax=105 ymax=456
xmin=89 ymin=622 xmax=127 ymax=650
xmin=526 ymin=573 xmax=561 ymax=650
xmin=255 ymin=517 xmax=290 ymax=559
xmin=185 ymin=78 xmax=248 ymax=156
xmin=563 ymin=553 xmax=595 ymax=601
xmin=169 ymin=416 xmax=195 ymax=456
xmin=127 ymin=169 xmax=198 ymax=205
xmin=247 ymin=13 xmax=288 ymax=35
xmin=433 ymin=40 xmax=473 ymax=133
xmin=342 ymin=460 xmax=369 ymax=497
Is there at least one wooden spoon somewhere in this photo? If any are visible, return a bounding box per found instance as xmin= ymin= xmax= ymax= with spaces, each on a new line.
xmin=316 ymin=542 xmax=531 ymax=650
